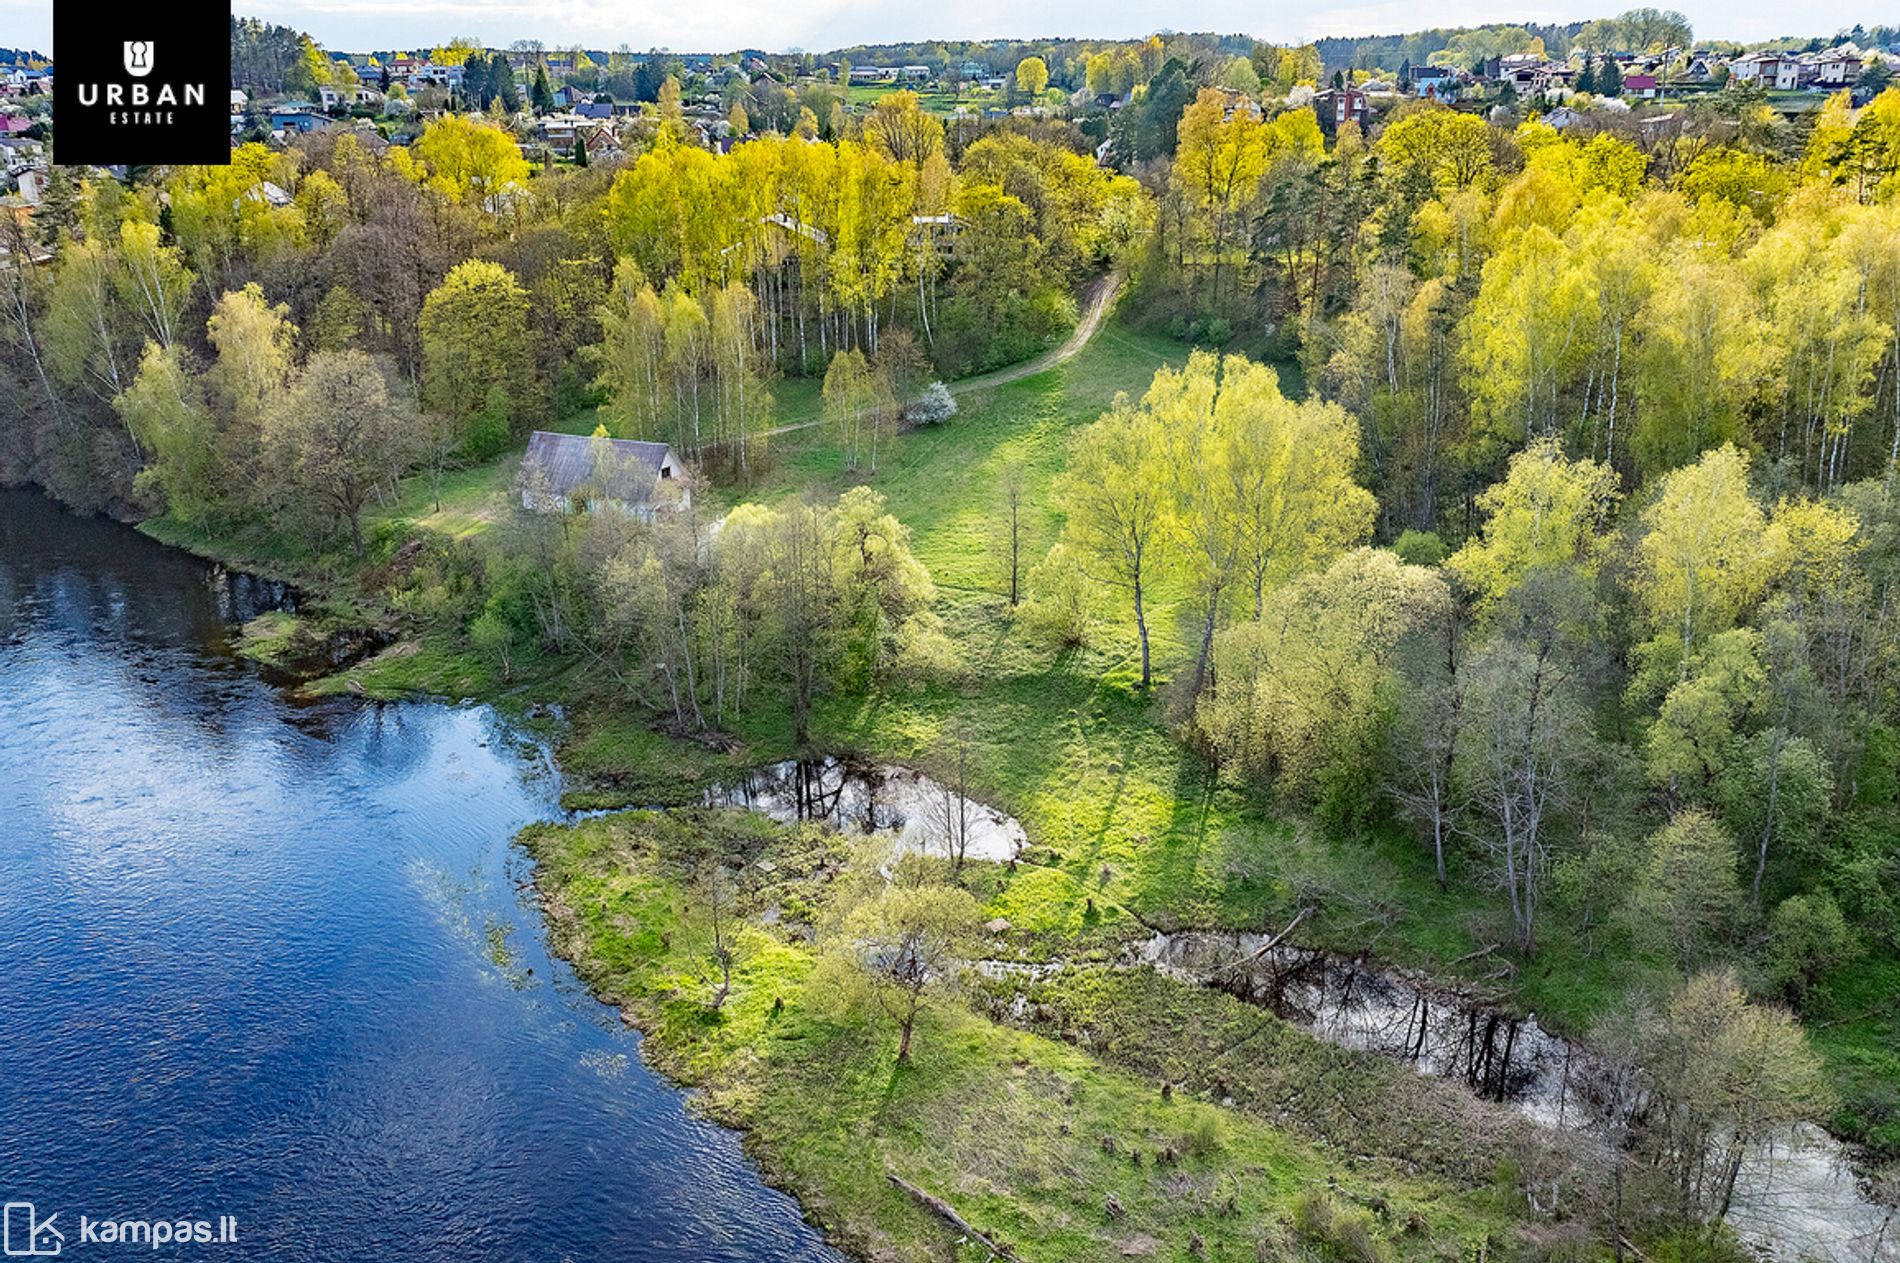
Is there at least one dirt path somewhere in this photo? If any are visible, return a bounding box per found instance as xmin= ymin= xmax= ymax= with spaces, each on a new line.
xmin=944 ymin=269 xmax=1124 ymax=397
xmin=763 ymin=270 xmax=1124 ymax=437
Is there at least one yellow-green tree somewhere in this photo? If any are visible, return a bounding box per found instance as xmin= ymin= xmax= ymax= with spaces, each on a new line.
xmin=1015 ymin=56 xmax=1049 ymax=96
xmin=116 ymin=343 xmax=215 ymax=523
xmin=1449 ymin=438 xmax=1619 ymax=610
xmin=1173 ymin=89 xmax=1267 ymax=309
xmin=1055 ymin=391 xmax=1173 ymax=686
xmin=421 ymin=259 xmax=533 ymax=455
xmin=1200 ymin=548 xmax=1447 ymax=804
xmin=411 ymin=115 xmax=530 ymax=210
xmin=205 ymin=284 xmax=298 ymax=509
xmin=1460 ymin=222 xmax=1596 ymax=455
xmin=1378 ymin=106 xmax=1495 ymax=193
xmin=1635 ymin=445 xmax=1786 ymax=655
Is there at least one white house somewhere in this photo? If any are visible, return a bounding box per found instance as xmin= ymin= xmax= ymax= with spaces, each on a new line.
xmin=1727 ymin=53 xmax=1778 ymax=85
xmin=1815 ymin=48 xmax=1860 ymax=85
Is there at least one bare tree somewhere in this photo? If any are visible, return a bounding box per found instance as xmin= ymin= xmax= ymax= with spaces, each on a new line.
xmin=927 ymin=719 xmax=975 ymax=873
xmin=1392 ymin=591 xmax=1464 ymax=888
xmin=689 ymin=861 xmax=738 ymax=1010
xmin=1455 ymin=570 xmax=1596 ymax=951
xmin=999 ymin=461 xmax=1027 ymax=607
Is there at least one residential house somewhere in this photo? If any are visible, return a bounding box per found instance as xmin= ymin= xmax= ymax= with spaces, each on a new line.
xmin=230 ymin=89 xmax=249 ymax=114
xmin=317 ymin=84 xmax=384 ymax=110
xmin=409 ymin=64 xmax=465 ymax=90
xmin=1623 ymin=73 xmax=1660 ymax=99
xmin=1407 ymin=64 xmax=1464 ymax=100
xmin=1815 ymin=47 xmax=1860 ymax=85
xmin=518 ymin=431 xmax=690 ymax=519
xmin=1310 ymin=86 xmax=1371 ymax=133
xmin=539 ymin=112 xmax=591 ymax=145
xmin=1727 ymin=52 xmax=1781 ymax=86
xmin=240 ymin=180 xmax=293 ymax=208
xmin=580 ymin=126 xmax=624 ymax=162
xmin=899 ymin=65 xmax=931 ymax=82
xmin=270 ymin=109 xmax=328 ymax=134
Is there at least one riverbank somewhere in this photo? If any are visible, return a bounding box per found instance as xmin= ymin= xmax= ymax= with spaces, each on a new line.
xmin=89 ymin=303 xmax=1894 ymax=1249
xmin=522 ymin=806 xmax=1526 ymax=1262
xmin=0 ymin=488 xmax=845 ymax=1261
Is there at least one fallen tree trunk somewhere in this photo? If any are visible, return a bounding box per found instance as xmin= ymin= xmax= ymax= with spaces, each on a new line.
xmin=1222 ymin=905 xmax=1314 ymax=975
xmin=1451 ymin=942 xmax=1501 ymax=966
xmin=887 ymin=1173 xmax=1022 ymax=1261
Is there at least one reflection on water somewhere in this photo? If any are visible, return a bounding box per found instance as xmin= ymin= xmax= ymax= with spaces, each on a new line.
xmin=1133 ymin=929 xmax=1897 ymax=1262
xmin=707 ymin=756 xmax=1027 ymax=863
xmin=1136 ymin=931 xmax=1576 ymax=1113
xmin=0 ymin=490 xmax=841 ymax=1262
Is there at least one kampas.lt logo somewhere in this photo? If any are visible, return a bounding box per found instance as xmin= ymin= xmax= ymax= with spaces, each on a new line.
xmin=122 ymin=41 xmax=154 ymax=79
xmin=3 ymin=1203 xmax=63 ymax=1257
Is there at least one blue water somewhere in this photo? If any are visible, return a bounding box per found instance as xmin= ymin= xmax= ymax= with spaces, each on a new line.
xmin=0 ymin=490 xmax=843 ymax=1261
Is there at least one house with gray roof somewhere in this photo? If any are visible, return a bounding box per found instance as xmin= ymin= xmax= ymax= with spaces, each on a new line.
xmin=519 ymin=430 xmax=689 ymax=519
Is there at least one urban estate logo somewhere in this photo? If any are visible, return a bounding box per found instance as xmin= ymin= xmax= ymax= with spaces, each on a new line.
xmin=54 ymin=4 xmax=231 ymax=166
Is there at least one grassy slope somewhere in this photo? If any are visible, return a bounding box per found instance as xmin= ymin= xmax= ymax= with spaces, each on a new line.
xmin=153 ymin=307 xmax=1893 ymax=1169
xmin=525 ymin=808 xmax=1518 ymax=1263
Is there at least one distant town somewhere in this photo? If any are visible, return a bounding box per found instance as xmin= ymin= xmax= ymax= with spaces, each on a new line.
xmin=2 ymin=20 xmax=1897 ymax=210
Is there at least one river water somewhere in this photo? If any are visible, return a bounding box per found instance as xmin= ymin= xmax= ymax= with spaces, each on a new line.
xmin=0 ymin=490 xmax=842 ymax=1261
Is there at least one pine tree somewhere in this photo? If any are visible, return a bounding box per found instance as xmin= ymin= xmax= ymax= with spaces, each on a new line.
xmin=532 ymin=64 xmax=554 ymax=114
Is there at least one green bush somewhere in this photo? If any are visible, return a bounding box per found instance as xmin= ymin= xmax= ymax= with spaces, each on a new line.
xmin=1290 ymin=1188 xmax=1388 ymax=1263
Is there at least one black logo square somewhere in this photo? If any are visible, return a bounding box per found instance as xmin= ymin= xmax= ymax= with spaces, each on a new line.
xmin=53 ymin=3 xmax=232 ymax=166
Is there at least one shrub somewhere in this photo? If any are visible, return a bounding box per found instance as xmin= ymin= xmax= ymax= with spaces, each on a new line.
xmin=1290 ymin=1188 xmax=1387 ymax=1263
xmin=1390 ymin=529 xmax=1447 ymax=567
xmin=909 ymin=381 xmax=958 ymax=424
xmin=1177 ymin=1110 xmax=1227 ymax=1158
xmin=1766 ymin=893 xmax=1859 ymax=1006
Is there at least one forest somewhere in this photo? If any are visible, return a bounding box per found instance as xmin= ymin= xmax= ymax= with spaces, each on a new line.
xmin=5 ymin=13 xmax=1900 ymax=1261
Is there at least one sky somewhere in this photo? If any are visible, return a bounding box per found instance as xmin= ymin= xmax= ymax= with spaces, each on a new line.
xmin=0 ymin=0 xmax=1870 ymax=58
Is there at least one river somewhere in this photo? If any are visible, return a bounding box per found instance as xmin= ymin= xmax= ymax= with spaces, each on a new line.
xmin=0 ymin=490 xmax=842 ymax=1261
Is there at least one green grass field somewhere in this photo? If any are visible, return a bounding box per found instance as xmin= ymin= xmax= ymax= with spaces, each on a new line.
xmin=845 ymin=82 xmax=998 ymax=116
xmin=524 ymin=808 xmax=1520 ymax=1263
